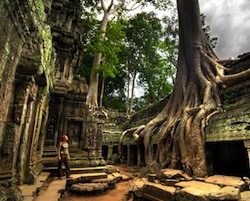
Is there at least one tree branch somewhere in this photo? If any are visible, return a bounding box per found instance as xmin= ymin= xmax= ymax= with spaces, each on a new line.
xmin=118 ymin=125 xmax=145 ymax=155
xmin=107 ymin=0 xmax=115 ymax=13
xmin=221 ymin=67 xmax=250 ymax=87
xmin=101 ymin=0 xmax=107 ymax=11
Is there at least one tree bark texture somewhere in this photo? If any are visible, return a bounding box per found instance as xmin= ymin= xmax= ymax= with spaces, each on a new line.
xmin=86 ymin=12 xmax=109 ymax=109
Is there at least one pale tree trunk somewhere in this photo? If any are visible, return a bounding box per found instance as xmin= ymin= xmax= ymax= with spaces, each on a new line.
xmin=86 ymin=0 xmax=125 ymax=109
xmin=128 ymin=0 xmax=250 ymax=177
xmin=126 ymin=62 xmax=130 ymax=114
xmin=129 ymin=71 xmax=136 ymax=113
xmin=86 ymin=12 xmax=109 ymax=109
xmin=99 ymin=72 xmax=105 ymax=108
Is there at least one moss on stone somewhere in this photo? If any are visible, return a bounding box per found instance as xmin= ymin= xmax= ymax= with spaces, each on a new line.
xmin=41 ymin=24 xmax=54 ymax=91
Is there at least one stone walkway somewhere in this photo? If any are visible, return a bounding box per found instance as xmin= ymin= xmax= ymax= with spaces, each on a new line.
xmin=19 ymin=172 xmax=62 ymax=201
xmin=19 ymin=168 xmax=119 ymax=201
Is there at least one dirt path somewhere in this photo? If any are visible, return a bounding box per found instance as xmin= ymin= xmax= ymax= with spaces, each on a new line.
xmin=59 ymin=165 xmax=140 ymax=201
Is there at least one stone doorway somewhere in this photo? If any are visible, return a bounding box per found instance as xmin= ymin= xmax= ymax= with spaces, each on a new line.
xmin=207 ymin=141 xmax=249 ymax=177
xmin=67 ymin=120 xmax=82 ymax=148
xmin=102 ymin=145 xmax=108 ymax=160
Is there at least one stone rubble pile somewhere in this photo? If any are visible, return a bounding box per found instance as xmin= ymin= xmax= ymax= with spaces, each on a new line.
xmin=65 ymin=166 xmax=130 ymax=194
xmin=130 ymin=168 xmax=250 ymax=201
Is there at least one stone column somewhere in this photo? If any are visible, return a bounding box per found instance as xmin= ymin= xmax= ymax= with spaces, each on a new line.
xmin=127 ymin=145 xmax=131 ymax=166
xmin=244 ymin=140 xmax=250 ymax=172
xmin=107 ymin=145 xmax=113 ymax=162
xmin=137 ymin=144 xmax=141 ymax=166
xmin=96 ymin=123 xmax=103 ymax=158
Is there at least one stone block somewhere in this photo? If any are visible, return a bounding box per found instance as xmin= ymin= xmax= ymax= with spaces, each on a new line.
xmin=143 ymin=183 xmax=176 ymax=201
xmin=129 ymin=178 xmax=145 ymax=198
xmin=209 ymin=186 xmax=239 ymax=200
xmin=148 ymin=173 xmax=157 ymax=182
xmin=158 ymin=168 xmax=192 ymax=182
xmin=176 ymin=180 xmax=239 ymax=201
xmin=205 ymin=175 xmax=247 ymax=191
xmin=112 ymin=172 xmax=123 ymax=182
xmin=240 ymin=191 xmax=250 ymax=201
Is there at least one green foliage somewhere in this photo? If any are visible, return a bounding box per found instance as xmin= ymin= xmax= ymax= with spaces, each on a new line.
xmin=123 ymin=11 xmax=177 ymax=109
xmin=145 ymin=0 xmax=173 ymax=10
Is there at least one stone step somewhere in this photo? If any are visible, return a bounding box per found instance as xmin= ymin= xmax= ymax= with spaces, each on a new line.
xmin=43 ymin=166 xmax=106 ymax=174
xmin=19 ymin=172 xmax=51 ymax=201
xmin=66 ymin=172 xmax=129 ymax=194
xmin=66 ymin=172 xmax=108 ymax=189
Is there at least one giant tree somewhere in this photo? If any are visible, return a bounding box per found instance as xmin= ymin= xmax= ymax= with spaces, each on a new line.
xmin=127 ymin=0 xmax=250 ymax=177
xmin=86 ymin=0 xmax=126 ymax=109
xmin=85 ymin=0 xmax=142 ymax=110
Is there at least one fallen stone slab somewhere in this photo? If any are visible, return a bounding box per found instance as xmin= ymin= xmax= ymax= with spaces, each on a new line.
xmin=175 ymin=180 xmax=239 ymax=201
xmin=130 ymin=176 xmax=176 ymax=200
xmin=112 ymin=172 xmax=123 ymax=182
xmin=70 ymin=182 xmax=109 ymax=192
xmin=209 ymin=186 xmax=239 ymax=200
xmin=205 ymin=175 xmax=247 ymax=191
xmin=143 ymin=182 xmax=176 ymax=201
xmin=176 ymin=180 xmax=222 ymax=192
xmin=129 ymin=178 xmax=146 ymax=198
xmin=158 ymin=168 xmax=192 ymax=182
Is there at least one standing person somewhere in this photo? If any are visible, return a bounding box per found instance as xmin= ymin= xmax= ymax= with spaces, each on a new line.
xmin=57 ymin=135 xmax=71 ymax=179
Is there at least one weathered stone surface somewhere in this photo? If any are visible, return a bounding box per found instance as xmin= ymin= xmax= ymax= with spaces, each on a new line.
xmin=176 ymin=183 xmax=239 ymax=201
xmin=73 ymin=173 xmax=107 ymax=183
xmin=240 ymin=191 xmax=250 ymax=201
xmin=129 ymin=178 xmax=146 ymax=198
xmin=104 ymin=165 xmax=120 ymax=173
xmin=144 ymin=183 xmax=176 ymax=201
xmin=130 ymin=177 xmax=243 ymax=201
xmin=112 ymin=172 xmax=123 ymax=182
xmin=209 ymin=186 xmax=239 ymax=200
xmin=148 ymin=173 xmax=157 ymax=182
xmin=70 ymin=183 xmax=109 ymax=192
xmin=0 ymin=186 xmax=22 ymax=201
xmin=158 ymin=168 xmax=192 ymax=182
xmin=176 ymin=180 xmax=222 ymax=193
xmin=205 ymin=175 xmax=247 ymax=191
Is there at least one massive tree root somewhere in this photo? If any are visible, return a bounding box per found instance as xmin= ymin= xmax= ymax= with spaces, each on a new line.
xmin=120 ymin=47 xmax=250 ymax=177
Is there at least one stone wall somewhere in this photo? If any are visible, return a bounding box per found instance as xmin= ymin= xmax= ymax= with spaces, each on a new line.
xmin=0 ymin=0 xmax=55 ymax=197
xmin=0 ymin=0 xmax=85 ymax=199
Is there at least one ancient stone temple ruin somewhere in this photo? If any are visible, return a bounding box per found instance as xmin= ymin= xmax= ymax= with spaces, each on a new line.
xmin=1 ymin=0 xmax=250 ymax=200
